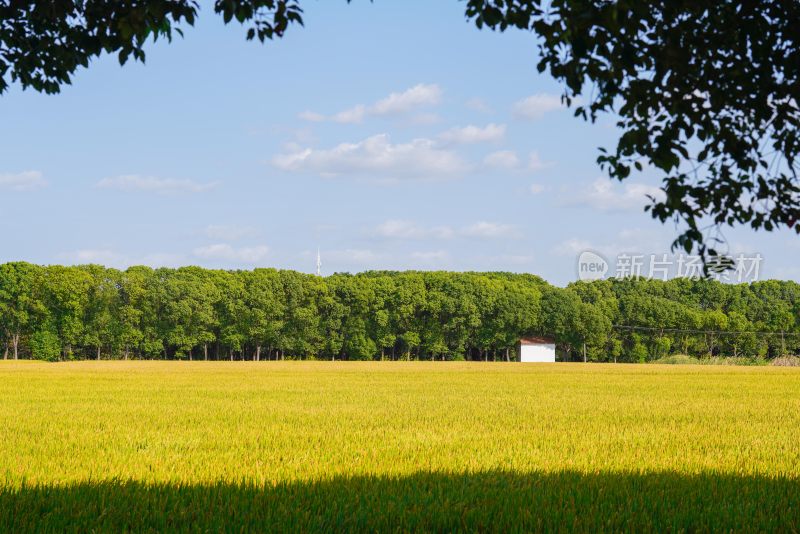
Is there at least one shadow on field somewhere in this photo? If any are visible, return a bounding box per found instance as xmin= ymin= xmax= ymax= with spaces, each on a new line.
xmin=1 ymin=470 xmax=798 ymax=532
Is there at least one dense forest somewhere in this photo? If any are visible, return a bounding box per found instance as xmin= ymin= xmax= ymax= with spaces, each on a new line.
xmin=0 ymin=262 xmax=798 ymax=362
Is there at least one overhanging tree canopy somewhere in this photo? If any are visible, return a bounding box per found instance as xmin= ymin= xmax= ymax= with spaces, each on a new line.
xmin=2 ymin=1 xmax=799 ymax=257
xmin=465 ymin=0 xmax=800 ymax=259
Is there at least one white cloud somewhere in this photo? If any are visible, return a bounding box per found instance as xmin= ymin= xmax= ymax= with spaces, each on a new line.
xmin=529 ymin=183 xmax=546 ymax=194
xmin=553 ymin=229 xmax=674 ymax=259
xmin=298 ymin=110 xmax=325 ymax=122
xmin=68 ymin=249 xmax=127 ymax=265
xmin=527 ymin=151 xmax=549 ymax=171
xmin=374 ymin=220 xmax=455 ymax=240
xmin=483 ymin=150 xmax=552 ymax=172
xmin=204 ymin=224 xmax=260 ymax=241
xmin=139 ymin=253 xmax=187 ymax=267
xmin=97 ymin=175 xmax=216 ymax=194
xmin=0 ymin=171 xmax=46 ymax=191
xmin=332 ymin=105 xmax=367 ymax=124
xmin=193 ymin=243 xmax=270 ymax=263
xmin=569 ymin=178 xmax=665 ymax=212
xmin=484 ymin=150 xmax=521 ymax=170
xmin=407 ymin=113 xmax=443 ymax=125
xmin=371 ymin=84 xmax=442 ymax=115
xmin=617 ymin=228 xmax=652 ymax=242
xmin=325 ymin=248 xmax=383 ymax=264
xmin=554 ymin=238 xmax=596 ymax=257
xmin=272 ymin=134 xmax=469 ymax=182
xmin=513 ymin=93 xmax=563 ymax=120
xmin=300 ymin=84 xmax=442 ymax=124
xmin=461 ymin=221 xmax=520 ymax=239
xmin=373 ymin=220 xmax=519 ymax=240
xmin=465 ymin=97 xmax=492 ymax=113
xmin=411 ymin=250 xmax=449 ymax=263
xmin=497 ymin=254 xmax=535 ymax=265
xmin=438 ymin=123 xmax=505 ymax=144
xmin=474 ymin=253 xmax=536 ymax=268
xmin=60 ymin=249 xmax=185 ymax=268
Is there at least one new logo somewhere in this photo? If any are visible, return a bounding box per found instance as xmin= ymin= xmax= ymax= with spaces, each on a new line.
xmin=577 ymin=251 xmax=609 ymax=281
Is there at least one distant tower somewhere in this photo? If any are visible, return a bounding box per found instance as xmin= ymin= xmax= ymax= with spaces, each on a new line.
xmin=316 ymin=248 xmax=322 ymax=276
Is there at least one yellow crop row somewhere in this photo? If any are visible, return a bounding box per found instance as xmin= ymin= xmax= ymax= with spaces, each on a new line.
xmin=1 ymin=361 xmax=798 ymax=531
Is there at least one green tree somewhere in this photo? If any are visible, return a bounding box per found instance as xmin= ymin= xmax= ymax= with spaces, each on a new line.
xmin=1 ymin=261 xmax=799 ymax=363
xmin=216 ymin=270 xmax=248 ymax=360
xmin=80 ymin=265 xmax=120 ymax=360
xmin=539 ymin=286 xmax=583 ymax=361
xmin=390 ymin=273 xmax=426 ymax=361
xmin=701 ymin=310 xmax=729 ymax=358
xmin=574 ymin=303 xmax=612 ymax=362
xmin=243 ymin=269 xmax=286 ymax=361
xmin=43 ymin=266 xmax=93 ymax=360
xmin=0 ymin=262 xmax=43 ymax=360
xmin=161 ymin=267 xmax=221 ymax=359
xmin=723 ymin=311 xmax=760 ymax=358
xmin=29 ymin=327 xmax=61 ymax=361
xmin=329 ymin=274 xmax=378 ymax=360
xmin=122 ymin=266 xmax=164 ymax=359
xmin=278 ymin=271 xmax=325 ymax=359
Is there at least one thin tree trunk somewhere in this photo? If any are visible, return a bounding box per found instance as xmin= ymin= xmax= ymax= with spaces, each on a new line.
xmin=505 ymin=348 xmax=509 ymax=362
xmin=229 ymin=348 xmax=233 ymax=361
xmin=204 ymin=343 xmax=208 ymax=361
xmin=97 ymin=346 xmax=101 ymax=360
xmin=256 ymin=345 xmax=261 ymax=362
xmin=124 ymin=347 xmax=129 ymax=360
xmin=583 ymin=341 xmax=587 ymax=363
xmin=3 ymin=340 xmax=7 ymax=360
xmin=13 ymin=333 xmax=20 ymax=360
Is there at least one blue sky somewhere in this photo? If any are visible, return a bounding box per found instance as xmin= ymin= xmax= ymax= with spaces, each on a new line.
xmin=1 ymin=0 xmax=797 ymax=285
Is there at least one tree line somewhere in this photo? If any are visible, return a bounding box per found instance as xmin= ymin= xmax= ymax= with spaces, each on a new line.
xmin=0 ymin=262 xmax=798 ymax=362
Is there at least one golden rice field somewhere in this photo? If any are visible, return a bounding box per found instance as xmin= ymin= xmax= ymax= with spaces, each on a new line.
xmin=1 ymin=361 xmax=799 ymax=532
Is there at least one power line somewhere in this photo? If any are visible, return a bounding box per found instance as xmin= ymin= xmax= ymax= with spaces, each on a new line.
xmin=612 ymin=325 xmax=800 ymax=337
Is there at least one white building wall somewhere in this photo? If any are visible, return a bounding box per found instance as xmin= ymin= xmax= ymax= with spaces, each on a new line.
xmin=520 ymin=343 xmax=556 ymax=363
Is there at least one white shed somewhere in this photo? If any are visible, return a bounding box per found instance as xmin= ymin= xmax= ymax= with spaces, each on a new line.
xmin=518 ymin=337 xmax=556 ymax=363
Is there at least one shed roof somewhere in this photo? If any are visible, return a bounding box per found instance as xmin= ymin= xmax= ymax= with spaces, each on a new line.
xmin=519 ymin=336 xmax=556 ymax=345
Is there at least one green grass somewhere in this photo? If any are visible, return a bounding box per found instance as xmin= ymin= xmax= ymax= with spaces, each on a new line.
xmin=651 ymin=354 xmax=769 ymax=366
xmin=1 ymin=361 xmax=799 ymax=532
